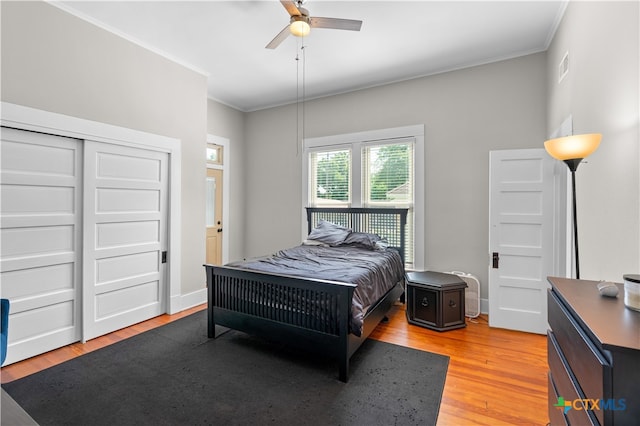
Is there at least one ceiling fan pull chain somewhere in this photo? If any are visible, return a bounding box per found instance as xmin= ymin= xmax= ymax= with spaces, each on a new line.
xmin=295 ymin=46 xmax=300 ymax=155
xmin=295 ymin=39 xmax=304 ymax=155
xmin=301 ymin=43 xmax=306 ymax=155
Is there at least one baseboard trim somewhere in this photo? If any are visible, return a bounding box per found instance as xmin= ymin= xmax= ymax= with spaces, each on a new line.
xmin=481 ymin=298 xmax=489 ymax=315
xmin=178 ymin=288 xmax=207 ymax=312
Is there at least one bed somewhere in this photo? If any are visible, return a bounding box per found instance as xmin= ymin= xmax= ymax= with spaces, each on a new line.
xmin=204 ymin=207 xmax=408 ymax=382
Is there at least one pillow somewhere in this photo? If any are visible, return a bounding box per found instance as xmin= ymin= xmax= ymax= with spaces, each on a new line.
xmin=307 ymin=220 xmax=351 ymax=246
xmin=375 ymin=239 xmax=390 ymax=250
xmin=302 ymin=238 xmax=328 ymax=247
xmin=342 ymin=231 xmax=384 ymax=250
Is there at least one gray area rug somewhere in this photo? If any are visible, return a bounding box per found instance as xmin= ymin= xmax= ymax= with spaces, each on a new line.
xmin=2 ymin=310 xmax=449 ymax=426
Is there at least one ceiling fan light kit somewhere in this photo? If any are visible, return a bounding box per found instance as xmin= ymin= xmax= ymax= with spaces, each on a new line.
xmin=290 ymin=16 xmax=311 ymax=37
xmin=266 ymin=0 xmax=362 ymax=49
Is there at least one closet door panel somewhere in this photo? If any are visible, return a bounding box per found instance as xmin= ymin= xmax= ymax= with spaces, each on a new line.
xmin=0 ymin=127 xmax=82 ymax=364
xmin=82 ymin=141 xmax=168 ymax=341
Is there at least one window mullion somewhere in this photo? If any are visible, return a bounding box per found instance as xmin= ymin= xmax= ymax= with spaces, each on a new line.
xmin=352 ymin=142 xmax=362 ymax=208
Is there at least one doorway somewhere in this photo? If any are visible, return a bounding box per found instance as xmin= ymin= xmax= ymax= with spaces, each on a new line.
xmin=206 ymin=168 xmax=223 ymax=265
xmin=205 ymin=135 xmax=230 ymax=266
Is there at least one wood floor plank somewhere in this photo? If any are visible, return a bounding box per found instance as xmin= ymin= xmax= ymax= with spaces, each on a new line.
xmin=1 ymin=302 xmax=548 ymax=425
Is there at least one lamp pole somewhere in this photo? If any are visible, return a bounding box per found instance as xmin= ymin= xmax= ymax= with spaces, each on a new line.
xmin=564 ymin=158 xmax=583 ymax=279
xmin=544 ymin=133 xmax=601 ymax=280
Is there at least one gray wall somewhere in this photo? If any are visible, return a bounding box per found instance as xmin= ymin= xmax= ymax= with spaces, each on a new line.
xmin=1 ymin=1 xmax=209 ymax=298
xmin=244 ymin=52 xmax=548 ymax=301
xmin=546 ymin=1 xmax=639 ymax=281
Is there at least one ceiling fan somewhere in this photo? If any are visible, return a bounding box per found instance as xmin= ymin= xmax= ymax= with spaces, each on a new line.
xmin=266 ymin=0 xmax=362 ymax=49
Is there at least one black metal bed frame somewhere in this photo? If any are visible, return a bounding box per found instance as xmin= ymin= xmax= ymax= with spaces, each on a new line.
xmin=204 ymin=207 xmax=408 ymax=382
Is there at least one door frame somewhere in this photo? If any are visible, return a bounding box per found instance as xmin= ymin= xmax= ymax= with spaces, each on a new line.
xmin=1 ymin=102 xmax=183 ymax=314
xmin=206 ymin=134 xmax=230 ymax=265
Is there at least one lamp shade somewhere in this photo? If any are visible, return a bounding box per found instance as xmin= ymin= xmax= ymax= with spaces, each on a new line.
xmin=290 ymin=18 xmax=311 ymax=37
xmin=544 ymin=133 xmax=602 ymax=161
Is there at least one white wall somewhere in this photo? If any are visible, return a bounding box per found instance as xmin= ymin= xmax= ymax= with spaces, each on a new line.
xmin=546 ymin=1 xmax=639 ymax=281
xmin=1 ymin=1 xmax=209 ymax=299
xmin=243 ymin=53 xmax=548 ymax=301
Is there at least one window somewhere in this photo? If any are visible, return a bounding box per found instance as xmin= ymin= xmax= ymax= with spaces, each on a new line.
xmin=303 ymin=126 xmax=424 ymax=269
xmin=206 ymin=143 xmax=223 ymax=165
xmin=363 ymin=142 xmax=413 ymax=206
xmin=309 ymin=149 xmax=351 ymax=206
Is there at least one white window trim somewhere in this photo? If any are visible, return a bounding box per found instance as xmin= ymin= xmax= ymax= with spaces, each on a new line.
xmin=302 ymin=124 xmax=425 ymax=270
xmin=1 ymin=101 xmax=183 ymax=313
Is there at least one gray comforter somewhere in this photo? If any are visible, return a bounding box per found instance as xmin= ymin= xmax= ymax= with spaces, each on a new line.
xmin=227 ymin=244 xmax=404 ymax=336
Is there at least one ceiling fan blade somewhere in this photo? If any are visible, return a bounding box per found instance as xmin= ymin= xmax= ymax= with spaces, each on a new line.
xmin=280 ymin=0 xmax=302 ymax=17
xmin=309 ymin=17 xmax=362 ymax=31
xmin=265 ymin=25 xmax=291 ymax=49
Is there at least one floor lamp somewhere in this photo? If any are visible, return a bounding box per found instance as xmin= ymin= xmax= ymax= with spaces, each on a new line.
xmin=544 ymin=133 xmax=601 ymax=279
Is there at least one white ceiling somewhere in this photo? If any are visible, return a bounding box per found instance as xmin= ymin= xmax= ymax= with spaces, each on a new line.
xmin=55 ymin=1 xmax=567 ymax=112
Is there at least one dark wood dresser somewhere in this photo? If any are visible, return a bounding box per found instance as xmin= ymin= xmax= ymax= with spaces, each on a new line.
xmin=547 ymin=277 xmax=640 ymax=425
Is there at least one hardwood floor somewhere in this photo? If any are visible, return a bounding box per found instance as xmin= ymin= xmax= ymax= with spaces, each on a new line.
xmin=370 ymin=303 xmax=549 ymax=425
xmin=1 ymin=303 xmax=548 ymax=425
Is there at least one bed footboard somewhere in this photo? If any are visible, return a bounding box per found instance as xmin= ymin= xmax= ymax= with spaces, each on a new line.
xmin=205 ymin=264 xmax=357 ymax=381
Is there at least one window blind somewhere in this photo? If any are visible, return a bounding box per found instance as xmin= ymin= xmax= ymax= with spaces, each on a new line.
xmin=309 ymin=149 xmax=351 ymax=206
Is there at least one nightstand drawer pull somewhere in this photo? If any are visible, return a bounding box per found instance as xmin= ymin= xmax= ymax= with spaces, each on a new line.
xmin=421 ymin=297 xmax=429 ymax=307
xmin=449 ymin=300 xmax=457 ymax=308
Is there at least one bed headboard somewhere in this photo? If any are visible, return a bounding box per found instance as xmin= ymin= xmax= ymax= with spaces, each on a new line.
xmin=306 ymin=207 xmax=408 ymax=262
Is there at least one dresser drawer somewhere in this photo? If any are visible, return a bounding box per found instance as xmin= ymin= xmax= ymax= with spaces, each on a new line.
xmin=548 ymin=291 xmax=610 ymax=417
xmin=548 ymin=332 xmax=598 ymax=425
xmin=548 ymin=371 xmax=568 ymax=426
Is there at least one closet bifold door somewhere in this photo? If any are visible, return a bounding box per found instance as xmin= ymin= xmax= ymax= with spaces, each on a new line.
xmin=82 ymin=140 xmax=168 ymax=341
xmin=0 ymin=127 xmax=82 ymax=364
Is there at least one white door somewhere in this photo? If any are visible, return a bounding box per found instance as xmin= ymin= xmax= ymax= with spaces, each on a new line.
xmin=0 ymin=127 xmax=82 ymax=364
xmin=82 ymin=141 xmax=168 ymax=341
xmin=489 ymin=149 xmax=555 ymax=335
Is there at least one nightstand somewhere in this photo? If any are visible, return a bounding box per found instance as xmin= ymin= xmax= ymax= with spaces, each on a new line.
xmin=405 ymin=271 xmax=467 ymax=331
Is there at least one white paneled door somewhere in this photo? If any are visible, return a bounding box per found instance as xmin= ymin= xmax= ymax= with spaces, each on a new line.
xmin=1 ymin=127 xmax=170 ymax=363
xmin=488 ymin=149 xmax=555 ymax=335
xmin=83 ymin=142 xmax=168 ymax=341
xmin=0 ymin=127 xmax=82 ymax=364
